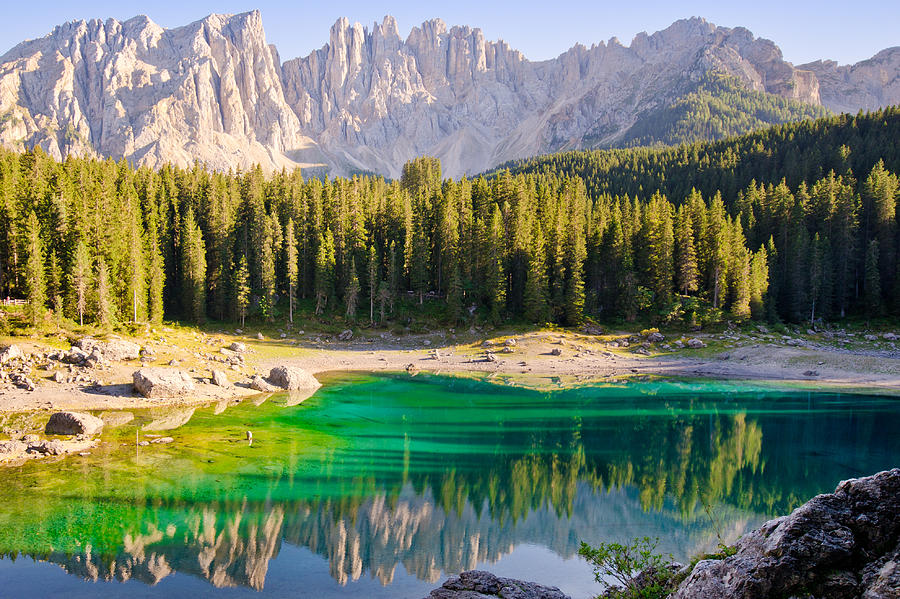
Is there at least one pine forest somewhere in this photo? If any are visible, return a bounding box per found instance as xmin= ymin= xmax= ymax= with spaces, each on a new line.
xmin=1 ymin=108 xmax=899 ymax=329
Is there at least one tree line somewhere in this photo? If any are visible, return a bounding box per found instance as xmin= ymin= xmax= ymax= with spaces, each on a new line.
xmin=0 ymin=108 xmax=898 ymax=327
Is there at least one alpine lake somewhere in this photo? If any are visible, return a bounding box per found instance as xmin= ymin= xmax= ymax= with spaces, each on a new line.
xmin=0 ymin=373 xmax=898 ymax=598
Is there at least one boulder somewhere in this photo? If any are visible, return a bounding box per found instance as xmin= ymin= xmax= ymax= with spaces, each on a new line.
xmin=0 ymin=344 xmax=23 ymax=364
xmin=267 ymin=366 xmax=321 ymax=390
xmin=670 ymin=468 xmax=900 ymax=599
xmin=76 ymin=337 xmax=140 ymax=361
xmin=250 ymin=375 xmax=277 ymax=392
xmin=425 ymin=570 xmax=571 ymax=599
xmin=0 ymin=440 xmax=27 ymax=461
xmin=338 ymin=329 xmax=353 ymax=341
xmin=647 ymin=332 xmax=665 ymax=343
xmin=550 ymin=348 xmax=562 ymax=356
xmin=45 ymin=412 xmax=104 ymax=436
xmin=132 ymin=368 xmax=196 ymax=398
xmin=99 ymin=339 xmax=141 ymax=361
xmin=884 ymin=332 xmax=899 ymax=341
xmin=229 ymin=342 xmax=247 ymax=352
xmin=687 ymin=338 xmax=706 ymax=349
xmin=211 ymin=370 xmax=229 ymax=387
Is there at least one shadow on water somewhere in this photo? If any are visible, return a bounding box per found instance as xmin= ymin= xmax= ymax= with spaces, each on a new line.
xmin=0 ymin=373 xmax=898 ymax=596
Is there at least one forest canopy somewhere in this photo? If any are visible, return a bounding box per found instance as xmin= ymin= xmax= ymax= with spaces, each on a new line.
xmin=0 ymin=108 xmax=898 ymax=328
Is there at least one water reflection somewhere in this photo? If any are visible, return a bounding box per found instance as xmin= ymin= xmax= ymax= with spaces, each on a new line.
xmin=0 ymin=375 xmax=896 ymax=595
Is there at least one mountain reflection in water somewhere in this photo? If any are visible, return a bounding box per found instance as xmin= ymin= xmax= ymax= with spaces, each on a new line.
xmin=0 ymin=374 xmax=897 ymax=597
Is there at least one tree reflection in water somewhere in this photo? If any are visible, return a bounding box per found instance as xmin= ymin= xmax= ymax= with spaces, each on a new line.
xmin=0 ymin=375 xmax=896 ymax=592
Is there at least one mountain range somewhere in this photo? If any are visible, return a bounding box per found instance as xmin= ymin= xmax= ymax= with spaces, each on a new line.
xmin=0 ymin=10 xmax=897 ymax=178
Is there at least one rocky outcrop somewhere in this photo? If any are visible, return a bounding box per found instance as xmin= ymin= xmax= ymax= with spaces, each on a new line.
xmin=801 ymin=48 xmax=900 ymax=115
xmin=0 ymin=11 xmax=313 ymax=172
xmin=425 ymin=570 xmax=571 ymax=599
xmin=670 ymin=468 xmax=900 ymax=599
xmin=132 ymin=368 xmax=196 ymax=398
xmin=45 ymin=411 xmax=104 ymax=435
xmin=75 ymin=338 xmax=141 ymax=361
xmin=267 ymin=366 xmax=320 ymax=391
xmin=1 ymin=12 xmax=897 ymax=179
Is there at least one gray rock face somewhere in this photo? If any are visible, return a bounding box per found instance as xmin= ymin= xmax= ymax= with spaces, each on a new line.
xmin=267 ymin=366 xmax=321 ymax=391
xmin=132 ymin=368 xmax=196 ymax=398
xmin=425 ymin=570 xmax=571 ymax=599
xmin=1 ymin=12 xmax=897 ymax=179
xmin=45 ymin=411 xmax=104 ymax=436
xmin=670 ymin=468 xmax=900 ymax=599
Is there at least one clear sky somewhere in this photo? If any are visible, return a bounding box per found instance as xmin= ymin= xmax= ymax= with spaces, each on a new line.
xmin=1 ymin=0 xmax=897 ymax=66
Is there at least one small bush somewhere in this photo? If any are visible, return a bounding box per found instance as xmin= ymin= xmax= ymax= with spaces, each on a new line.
xmin=578 ymin=537 xmax=674 ymax=599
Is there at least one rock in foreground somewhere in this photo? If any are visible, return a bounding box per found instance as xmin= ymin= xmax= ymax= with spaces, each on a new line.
xmin=267 ymin=366 xmax=321 ymax=391
xmin=425 ymin=570 xmax=570 ymax=599
xmin=671 ymin=468 xmax=900 ymax=599
xmin=133 ymin=368 xmax=196 ymax=398
xmin=45 ymin=412 xmax=104 ymax=436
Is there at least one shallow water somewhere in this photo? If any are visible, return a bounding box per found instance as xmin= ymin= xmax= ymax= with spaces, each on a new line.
xmin=0 ymin=373 xmax=898 ymax=598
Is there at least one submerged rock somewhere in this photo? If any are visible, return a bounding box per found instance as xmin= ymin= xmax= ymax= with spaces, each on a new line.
xmin=425 ymin=570 xmax=571 ymax=599
xmin=267 ymin=366 xmax=321 ymax=391
xmin=670 ymin=468 xmax=900 ymax=599
xmin=45 ymin=412 xmax=104 ymax=436
xmin=133 ymin=368 xmax=196 ymax=398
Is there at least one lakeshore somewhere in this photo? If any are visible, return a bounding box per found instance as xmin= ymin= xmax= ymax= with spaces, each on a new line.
xmin=1 ymin=324 xmax=899 ymax=417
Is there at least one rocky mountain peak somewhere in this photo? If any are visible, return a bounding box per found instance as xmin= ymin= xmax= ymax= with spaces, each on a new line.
xmin=0 ymin=12 xmax=898 ymax=178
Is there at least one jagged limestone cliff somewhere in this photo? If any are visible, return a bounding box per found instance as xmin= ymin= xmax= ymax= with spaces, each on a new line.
xmin=0 ymin=11 xmax=898 ymax=178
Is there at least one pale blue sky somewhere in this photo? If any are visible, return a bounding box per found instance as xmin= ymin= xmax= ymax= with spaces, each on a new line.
xmin=1 ymin=0 xmax=897 ymax=66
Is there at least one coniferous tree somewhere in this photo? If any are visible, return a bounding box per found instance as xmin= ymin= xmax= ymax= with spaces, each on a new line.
xmin=285 ymin=218 xmax=298 ymax=324
xmin=674 ymin=206 xmax=699 ymax=295
xmin=345 ymin=257 xmax=360 ymax=320
xmin=23 ymin=211 xmax=45 ymax=326
xmin=96 ymin=257 xmax=112 ymax=327
xmin=235 ymin=255 xmax=250 ymax=328
xmin=71 ymin=239 xmax=91 ymax=327
xmin=367 ymin=244 xmax=378 ymax=324
xmin=181 ymin=208 xmax=207 ymax=323
xmin=485 ymin=204 xmax=507 ymax=322
xmin=749 ymin=246 xmax=769 ymax=320
xmin=523 ymin=222 xmax=550 ymax=323
xmin=865 ymin=240 xmax=882 ymax=316
xmin=646 ymin=194 xmax=675 ymax=307
xmin=314 ymin=230 xmax=336 ymax=315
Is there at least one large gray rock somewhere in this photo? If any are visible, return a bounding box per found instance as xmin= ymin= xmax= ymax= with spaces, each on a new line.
xmin=670 ymin=468 xmax=900 ymax=599
xmin=425 ymin=570 xmax=571 ymax=599
xmin=76 ymin=338 xmax=141 ymax=361
xmin=45 ymin=412 xmax=104 ymax=436
xmin=267 ymin=366 xmax=321 ymax=391
xmin=132 ymin=368 xmax=196 ymax=398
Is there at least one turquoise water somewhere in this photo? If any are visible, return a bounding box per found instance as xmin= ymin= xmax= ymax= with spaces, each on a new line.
xmin=0 ymin=373 xmax=898 ymax=598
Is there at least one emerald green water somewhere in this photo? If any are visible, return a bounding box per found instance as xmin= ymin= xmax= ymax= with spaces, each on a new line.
xmin=0 ymin=373 xmax=898 ymax=598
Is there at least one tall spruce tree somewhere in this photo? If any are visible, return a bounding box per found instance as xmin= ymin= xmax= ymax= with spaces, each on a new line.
xmin=23 ymin=211 xmax=45 ymax=326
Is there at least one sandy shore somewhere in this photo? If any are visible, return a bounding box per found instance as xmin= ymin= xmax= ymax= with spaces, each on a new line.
xmin=2 ymin=326 xmax=899 ymax=416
